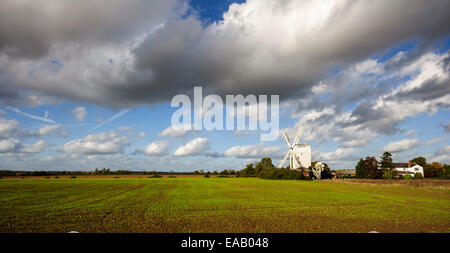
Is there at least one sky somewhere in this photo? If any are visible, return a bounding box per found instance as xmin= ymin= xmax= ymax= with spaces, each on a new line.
xmin=0 ymin=0 xmax=449 ymax=172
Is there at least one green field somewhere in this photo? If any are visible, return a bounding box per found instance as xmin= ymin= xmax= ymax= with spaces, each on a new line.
xmin=0 ymin=177 xmax=449 ymax=233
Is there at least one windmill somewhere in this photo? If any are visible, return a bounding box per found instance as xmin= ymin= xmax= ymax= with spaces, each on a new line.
xmin=312 ymin=162 xmax=325 ymax=179
xmin=279 ymin=127 xmax=312 ymax=170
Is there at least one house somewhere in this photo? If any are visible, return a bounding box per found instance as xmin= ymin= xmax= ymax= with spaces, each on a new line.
xmin=392 ymin=162 xmax=424 ymax=177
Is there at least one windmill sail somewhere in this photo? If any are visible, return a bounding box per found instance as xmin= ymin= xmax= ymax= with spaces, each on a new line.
xmin=279 ymin=126 xmax=312 ymax=170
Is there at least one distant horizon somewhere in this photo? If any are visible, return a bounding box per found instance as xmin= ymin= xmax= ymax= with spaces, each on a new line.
xmin=0 ymin=0 xmax=449 ymax=172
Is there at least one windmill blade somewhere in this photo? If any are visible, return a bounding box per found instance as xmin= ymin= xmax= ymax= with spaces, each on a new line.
xmin=293 ymin=127 xmax=303 ymax=145
xmin=292 ymin=151 xmax=303 ymax=168
xmin=279 ymin=151 xmax=291 ymax=168
xmin=282 ymin=132 xmax=291 ymax=147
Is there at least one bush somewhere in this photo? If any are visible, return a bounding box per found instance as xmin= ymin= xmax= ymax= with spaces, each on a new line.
xmin=259 ymin=168 xmax=307 ymax=180
xmin=148 ymin=174 xmax=162 ymax=178
xmin=383 ymin=170 xmax=395 ymax=179
xmin=54 ymin=176 xmax=59 ymax=179
xmin=442 ymin=165 xmax=450 ymax=179
xmin=413 ymin=173 xmax=424 ymax=179
xmin=168 ymin=175 xmax=176 ymax=178
xmin=70 ymin=176 xmax=77 ymax=179
xmin=204 ymin=174 xmax=210 ymax=178
xmin=44 ymin=176 xmax=51 ymax=179
xmin=404 ymin=174 xmax=413 ymax=180
xmin=217 ymin=175 xmax=229 ymax=178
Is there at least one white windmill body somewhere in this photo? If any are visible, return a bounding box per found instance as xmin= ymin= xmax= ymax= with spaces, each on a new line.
xmin=279 ymin=127 xmax=312 ymax=170
xmin=292 ymin=144 xmax=311 ymax=169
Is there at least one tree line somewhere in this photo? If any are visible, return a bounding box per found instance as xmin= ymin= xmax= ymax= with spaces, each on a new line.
xmin=236 ymin=158 xmax=333 ymax=180
xmin=355 ymin=152 xmax=450 ymax=179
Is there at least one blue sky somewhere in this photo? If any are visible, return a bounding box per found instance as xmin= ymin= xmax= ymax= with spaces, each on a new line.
xmin=0 ymin=0 xmax=449 ymax=171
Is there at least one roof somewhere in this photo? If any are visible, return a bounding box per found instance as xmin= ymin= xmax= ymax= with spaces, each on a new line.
xmin=392 ymin=163 xmax=409 ymax=168
xmin=295 ymin=143 xmax=310 ymax=147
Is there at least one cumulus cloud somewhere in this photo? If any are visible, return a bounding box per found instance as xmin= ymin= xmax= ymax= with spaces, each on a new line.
xmin=224 ymin=143 xmax=283 ymax=159
xmin=174 ymin=137 xmax=209 ymax=156
xmin=383 ymin=139 xmax=420 ymax=153
xmin=0 ymin=139 xmax=21 ymax=153
xmin=24 ymin=124 xmax=67 ymax=137
xmin=283 ymin=49 xmax=449 ymax=149
xmin=0 ymin=138 xmax=48 ymax=154
xmin=21 ymin=140 xmax=48 ymax=153
xmin=143 ymin=141 xmax=169 ymax=156
xmin=71 ymin=107 xmax=87 ymax=122
xmin=0 ymin=117 xmax=19 ymax=139
xmin=431 ymin=145 xmax=450 ymax=164
xmin=426 ymin=136 xmax=448 ymax=145
xmin=61 ymin=130 xmax=129 ymax=154
xmin=316 ymin=148 xmax=356 ymax=162
xmin=0 ymin=0 xmax=449 ymax=107
xmin=158 ymin=125 xmax=191 ymax=138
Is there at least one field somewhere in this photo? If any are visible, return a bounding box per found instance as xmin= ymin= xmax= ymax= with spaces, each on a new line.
xmin=0 ymin=177 xmax=449 ymax=233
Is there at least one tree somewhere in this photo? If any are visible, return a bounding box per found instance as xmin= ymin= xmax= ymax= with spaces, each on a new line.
xmin=413 ymin=172 xmax=424 ymax=179
xmin=365 ymin=157 xmax=382 ymax=179
xmin=380 ymin=152 xmax=393 ymax=171
xmin=383 ymin=169 xmax=396 ymax=179
xmin=441 ymin=164 xmax=450 ymax=179
xmin=424 ymin=162 xmax=444 ymax=178
xmin=355 ymin=158 xmax=366 ymax=179
xmin=409 ymin=157 xmax=427 ymax=167
xmin=254 ymin=158 xmax=274 ymax=176
xmin=239 ymin=163 xmax=255 ymax=177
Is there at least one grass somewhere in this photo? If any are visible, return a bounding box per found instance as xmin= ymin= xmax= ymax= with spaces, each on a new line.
xmin=0 ymin=177 xmax=449 ymax=233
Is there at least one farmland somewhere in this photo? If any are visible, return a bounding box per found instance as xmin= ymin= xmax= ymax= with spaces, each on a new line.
xmin=0 ymin=177 xmax=449 ymax=233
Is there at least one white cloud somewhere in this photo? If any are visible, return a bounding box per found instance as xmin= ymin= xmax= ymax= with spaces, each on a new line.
xmin=284 ymin=50 xmax=449 ymax=152
xmin=224 ymin=143 xmax=283 ymax=159
xmin=431 ymin=145 xmax=450 ymax=164
xmin=143 ymin=141 xmax=169 ymax=156
xmin=174 ymin=137 xmax=209 ymax=156
xmin=316 ymin=148 xmax=356 ymax=162
xmin=71 ymin=107 xmax=87 ymax=122
xmin=383 ymin=139 xmax=420 ymax=153
xmin=25 ymin=124 xmax=66 ymax=137
xmin=61 ymin=130 xmax=129 ymax=154
xmin=0 ymin=117 xmax=19 ymax=139
xmin=0 ymin=139 xmax=21 ymax=153
xmin=158 ymin=125 xmax=191 ymax=138
xmin=426 ymin=136 xmax=448 ymax=146
xmin=405 ymin=129 xmax=417 ymax=137
xmin=21 ymin=140 xmax=47 ymax=153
